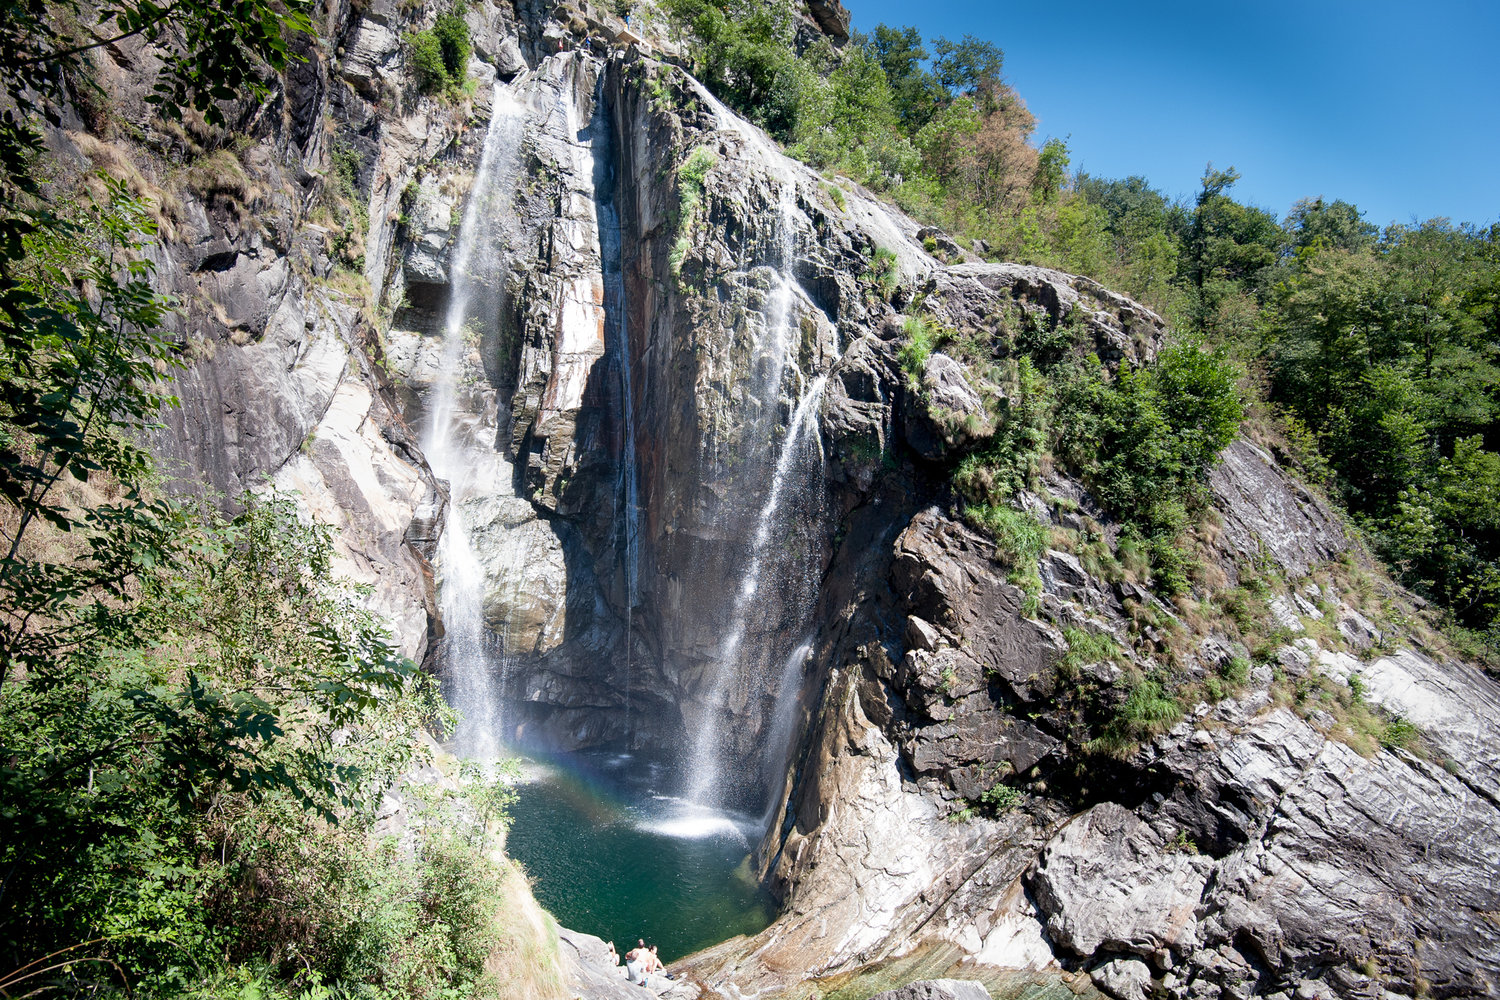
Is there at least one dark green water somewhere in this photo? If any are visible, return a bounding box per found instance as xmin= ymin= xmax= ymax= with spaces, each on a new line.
xmin=504 ymin=753 xmax=776 ymax=963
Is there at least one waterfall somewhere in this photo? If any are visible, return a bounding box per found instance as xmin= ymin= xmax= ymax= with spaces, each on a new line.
xmin=594 ymin=79 xmax=641 ymax=744
xmin=758 ymin=638 xmax=813 ymax=829
xmin=423 ymin=84 xmax=528 ymax=762
xmin=686 ymin=372 xmax=828 ymax=808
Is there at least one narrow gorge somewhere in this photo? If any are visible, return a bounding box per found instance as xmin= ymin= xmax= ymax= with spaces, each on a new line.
xmin=11 ymin=1 xmax=1500 ymax=999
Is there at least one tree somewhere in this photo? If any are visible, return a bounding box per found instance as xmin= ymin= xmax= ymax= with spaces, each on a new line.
xmin=932 ymin=34 xmax=1005 ymax=111
xmin=1034 ymin=137 xmax=1069 ymax=203
xmin=1285 ymin=196 xmax=1378 ymax=253
xmin=867 ymin=24 xmax=946 ymax=132
xmin=1182 ymin=165 xmax=1282 ymax=334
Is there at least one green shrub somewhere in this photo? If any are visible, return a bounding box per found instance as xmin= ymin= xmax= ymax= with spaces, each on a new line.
xmin=405 ymin=29 xmax=450 ymax=93
xmin=1347 ymin=671 xmax=1366 ymax=702
xmin=1147 ymin=533 xmax=1192 ymax=595
xmin=1091 ymin=677 xmax=1183 ymax=757
xmin=1380 ymin=715 xmax=1419 ymax=751
xmin=433 ymin=6 xmax=471 ymax=78
xmin=980 ymin=782 xmax=1020 ymax=812
xmin=868 ymin=246 xmax=899 ymax=299
xmin=1222 ymin=655 xmax=1251 ymax=686
xmin=404 ymin=7 xmax=470 ymax=96
xmin=669 ymin=145 xmax=717 ymax=277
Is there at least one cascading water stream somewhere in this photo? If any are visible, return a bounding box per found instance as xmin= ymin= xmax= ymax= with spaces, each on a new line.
xmin=685 ymin=373 xmax=828 ymax=807
xmin=756 ymin=637 xmax=813 ymax=829
xmin=423 ymin=83 xmax=528 ymax=762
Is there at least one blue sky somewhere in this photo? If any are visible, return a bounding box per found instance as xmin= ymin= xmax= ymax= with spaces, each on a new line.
xmin=844 ymin=0 xmax=1499 ymax=228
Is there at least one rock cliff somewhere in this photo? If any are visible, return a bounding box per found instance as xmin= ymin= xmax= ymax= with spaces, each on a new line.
xmin=67 ymin=1 xmax=1500 ymax=997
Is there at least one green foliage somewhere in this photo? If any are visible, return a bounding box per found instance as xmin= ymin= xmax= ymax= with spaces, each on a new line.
xmin=219 ymin=788 xmax=547 ymax=999
xmin=406 ymin=30 xmax=451 ymax=93
xmin=1265 ymin=219 xmax=1500 ymax=643
xmin=1033 ymin=138 xmax=1069 ymax=203
xmin=931 ymin=35 xmax=1005 ymax=108
xmin=661 ymin=0 xmax=806 ymax=138
xmin=952 ymin=355 xmax=1052 ymax=508
xmin=434 ymin=7 xmax=472 ymax=78
xmin=669 ymin=146 xmax=717 ymax=277
xmin=1091 ymin=677 xmax=1183 ymax=757
xmin=1059 ymin=627 xmax=1123 ymax=677
xmin=1051 ymin=344 xmax=1240 ymax=590
xmin=1223 ymin=656 xmax=1251 ymax=687
xmin=979 ymin=782 xmax=1020 ymax=813
xmin=866 ymin=24 xmax=945 ymax=132
xmin=1285 ymin=196 xmax=1378 ymax=253
xmin=1 ymin=489 xmax=428 ymax=983
xmin=1380 ymin=716 xmax=1420 ymax=751
xmin=1165 ymin=830 xmax=1198 ymax=854
xmin=867 ymin=247 xmax=899 ymax=300
xmin=405 ymin=6 xmax=471 ymax=96
xmin=897 ymin=315 xmax=934 ymax=390
xmin=964 ymin=505 xmax=1047 ymax=569
xmin=661 ymin=2 xmax=1029 ymax=204
xmin=0 ymin=184 xmax=182 ymax=621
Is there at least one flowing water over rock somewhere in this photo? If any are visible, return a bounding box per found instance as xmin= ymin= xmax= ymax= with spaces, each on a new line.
xmin=686 ymin=372 xmax=829 ymax=808
xmin=422 ymin=84 xmax=529 ymax=761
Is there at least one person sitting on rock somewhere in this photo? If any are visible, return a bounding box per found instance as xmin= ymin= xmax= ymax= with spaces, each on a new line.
xmin=624 ymin=940 xmax=650 ymax=985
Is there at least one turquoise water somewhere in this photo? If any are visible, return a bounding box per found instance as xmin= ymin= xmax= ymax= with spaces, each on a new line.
xmin=504 ymin=753 xmax=777 ymax=963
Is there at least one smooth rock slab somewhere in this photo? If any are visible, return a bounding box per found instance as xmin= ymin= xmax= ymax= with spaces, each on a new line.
xmin=870 ymin=979 xmax=992 ymax=1000
xmin=1208 ymin=440 xmax=1346 ymax=580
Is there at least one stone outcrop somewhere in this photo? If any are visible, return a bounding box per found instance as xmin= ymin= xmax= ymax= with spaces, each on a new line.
xmin=1208 ymin=440 xmax=1347 ymax=581
xmin=703 ymin=430 xmax=1500 ymax=998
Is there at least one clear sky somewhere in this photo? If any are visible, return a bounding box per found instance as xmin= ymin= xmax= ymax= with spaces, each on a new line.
xmin=844 ymin=0 xmax=1500 ymax=228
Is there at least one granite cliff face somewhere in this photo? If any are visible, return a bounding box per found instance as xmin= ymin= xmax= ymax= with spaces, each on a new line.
xmin=72 ymin=0 xmax=1500 ymax=996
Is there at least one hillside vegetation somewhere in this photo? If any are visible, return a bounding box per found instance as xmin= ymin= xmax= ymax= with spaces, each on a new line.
xmin=663 ymin=0 xmax=1500 ymax=663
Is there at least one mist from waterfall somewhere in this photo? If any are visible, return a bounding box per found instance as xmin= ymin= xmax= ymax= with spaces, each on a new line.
xmin=423 ymin=84 xmax=528 ymax=762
